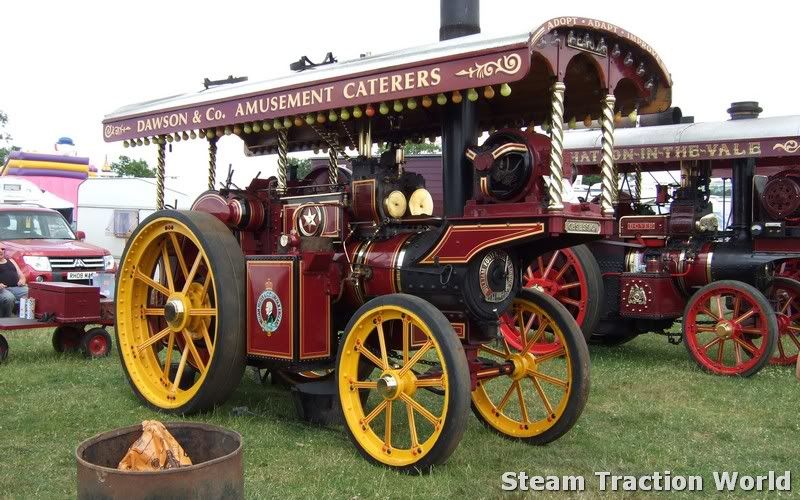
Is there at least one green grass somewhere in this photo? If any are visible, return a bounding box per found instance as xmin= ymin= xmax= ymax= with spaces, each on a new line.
xmin=0 ymin=326 xmax=798 ymax=499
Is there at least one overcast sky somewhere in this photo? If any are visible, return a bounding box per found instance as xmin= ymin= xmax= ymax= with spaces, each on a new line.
xmin=1 ymin=1 xmax=798 ymax=200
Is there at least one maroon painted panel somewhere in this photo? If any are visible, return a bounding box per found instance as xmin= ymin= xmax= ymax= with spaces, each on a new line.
xmin=419 ymin=222 xmax=545 ymax=264
xmin=619 ymin=274 xmax=684 ymax=319
xmin=103 ymin=48 xmax=530 ymax=142
xmin=247 ymin=260 xmax=294 ymax=359
xmin=299 ymin=261 xmax=330 ymax=359
xmin=282 ymin=203 xmax=342 ymax=237
xmin=351 ymin=180 xmax=379 ymax=223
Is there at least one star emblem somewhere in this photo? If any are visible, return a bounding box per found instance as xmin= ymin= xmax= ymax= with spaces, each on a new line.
xmin=302 ymin=210 xmax=318 ymax=231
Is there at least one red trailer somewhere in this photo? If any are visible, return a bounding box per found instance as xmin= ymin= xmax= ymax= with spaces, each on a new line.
xmin=0 ymin=282 xmax=114 ymax=362
xmin=102 ymin=11 xmax=672 ymax=470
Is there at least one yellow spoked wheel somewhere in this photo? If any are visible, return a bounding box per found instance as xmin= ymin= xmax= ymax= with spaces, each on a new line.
xmin=116 ymin=210 xmax=246 ymax=414
xmin=337 ymin=294 xmax=470 ymax=472
xmin=472 ymin=289 xmax=589 ymax=444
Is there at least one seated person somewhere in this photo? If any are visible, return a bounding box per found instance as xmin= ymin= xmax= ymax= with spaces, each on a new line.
xmin=0 ymin=245 xmax=27 ymax=317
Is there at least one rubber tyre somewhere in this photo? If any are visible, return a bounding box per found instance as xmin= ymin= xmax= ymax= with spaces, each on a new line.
xmin=683 ymin=280 xmax=778 ymax=377
xmin=524 ymin=245 xmax=603 ymax=341
xmin=0 ymin=334 xmax=8 ymax=362
xmin=472 ymin=289 xmax=590 ymax=444
xmin=116 ymin=210 xmax=247 ymax=414
xmin=81 ymin=327 xmax=112 ymax=358
xmin=52 ymin=325 xmax=82 ymax=353
xmin=337 ymin=293 xmax=470 ymax=473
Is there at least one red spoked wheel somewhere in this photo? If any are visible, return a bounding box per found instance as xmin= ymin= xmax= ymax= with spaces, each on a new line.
xmin=683 ymin=280 xmax=778 ymax=377
xmin=779 ymin=260 xmax=800 ymax=281
xmin=522 ymin=245 xmax=603 ymax=341
xmin=766 ymin=278 xmax=800 ymax=366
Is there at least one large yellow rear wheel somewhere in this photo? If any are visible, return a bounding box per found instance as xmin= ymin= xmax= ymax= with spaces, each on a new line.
xmin=472 ymin=290 xmax=589 ymax=444
xmin=337 ymin=294 xmax=470 ymax=472
xmin=115 ymin=210 xmax=246 ymax=414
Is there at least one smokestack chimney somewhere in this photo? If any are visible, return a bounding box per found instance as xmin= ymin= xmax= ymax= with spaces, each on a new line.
xmin=727 ymin=101 xmax=762 ymax=120
xmin=440 ymin=0 xmax=480 ymax=217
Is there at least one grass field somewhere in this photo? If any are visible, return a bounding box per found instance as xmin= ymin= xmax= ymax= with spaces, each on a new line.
xmin=0 ymin=326 xmax=798 ymax=499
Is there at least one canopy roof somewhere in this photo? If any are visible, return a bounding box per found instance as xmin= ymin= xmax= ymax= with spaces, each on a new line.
xmin=104 ymin=16 xmax=672 ymax=155
xmin=566 ymin=115 xmax=800 ymax=173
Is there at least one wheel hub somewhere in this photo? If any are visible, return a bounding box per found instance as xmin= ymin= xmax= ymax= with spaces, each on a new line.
xmin=776 ymin=313 xmax=791 ymax=332
xmin=715 ymin=321 xmax=735 ymax=339
xmin=376 ymin=370 xmax=417 ymax=400
xmin=509 ymin=352 xmax=537 ymax=380
xmin=164 ymin=298 xmax=186 ymax=330
xmin=377 ymin=374 xmax=399 ymax=399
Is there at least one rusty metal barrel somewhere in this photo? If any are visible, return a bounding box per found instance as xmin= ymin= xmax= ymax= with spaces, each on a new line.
xmin=76 ymin=422 xmax=243 ymax=500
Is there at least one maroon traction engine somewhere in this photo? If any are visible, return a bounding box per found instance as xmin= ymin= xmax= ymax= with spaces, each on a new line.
xmin=527 ymin=105 xmax=800 ymax=377
xmin=103 ymin=16 xmax=672 ymax=470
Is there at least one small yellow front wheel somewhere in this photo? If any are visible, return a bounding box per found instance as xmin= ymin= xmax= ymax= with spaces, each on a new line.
xmin=472 ymin=289 xmax=590 ymax=444
xmin=337 ymin=294 xmax=470 ymax=472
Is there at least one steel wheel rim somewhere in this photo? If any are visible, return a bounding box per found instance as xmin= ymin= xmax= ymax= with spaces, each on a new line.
xmin=685 ymin=286 xmax=770 ymax=375
xmin=473 ymin=297 xmax=573 ymax=437
xmin=523 ymin=249 xmax=587 ymax=331
xmin=770 ymin=283 xmax=800 ymax=365
xmin=116 ymin=217 xmax=217 ymax=409
xmin=339 ymin=305 xmax=449 ymax=467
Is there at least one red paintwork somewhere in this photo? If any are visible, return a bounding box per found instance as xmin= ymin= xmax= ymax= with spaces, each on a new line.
xmin=299 ymin=259 xmax=331 ymax=359
xmin=362 ymin=235 xmax=410 ymax=297
xmin=618 ymin=274 xmax=684 ymax=319
xmin=754 ymin=239 xmax=800 ymax=253
xmin=28 ymin=282 xmax=101 ymax=322
xmin=351 ymin=180 xmax=379 ymax=223
xmin=419 ymin=222 xmax=544 ymax=264
xmin=246 ymin=260 xmax=295 ymax=360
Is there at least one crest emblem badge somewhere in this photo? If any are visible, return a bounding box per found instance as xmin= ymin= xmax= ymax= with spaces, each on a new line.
xmin=256 ymin=279 xmax=283 ymax=335
xmin=627 ymin=284 xmax=648 ymax=305
xmin=297 ymin=205 xmax=324 ymax=237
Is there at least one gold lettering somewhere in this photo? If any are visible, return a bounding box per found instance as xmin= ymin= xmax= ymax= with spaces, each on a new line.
xmin=367 ymin=78 xmax=378 ymax=95
xmin=379 ymin=76 xmax=389 ymax=94
xmin=688 ymin=145 xmax=699 ymax=158
xmin=258 ymin=99 xmax=269 ymax=113
xmin=622 ymin=149 xmax=634 ymax=161
xmin=356 ymin=81 xmax=368 ymax=98
xmin=311 ymin=88 xmax=323 ymax=105
xmin=270 ymin=96 xmax=278 ymax=110
xmin=749 ymin=142 xmax=761 ymax=155
xmin=391 ymin=74 xmax=402 ymax=92
xmin=302 ymin=90 xmax=311 ymax=106
xmin=662 ymin=147 xmax=672 ymax=159
xmin=612 ymin=150 xmax=621 ymax=161
xmin=404 ymin=71 xmax=415 ymax=89
xmin=137 ymin=120 xmax=145 ymax=132
xmin=718 ymin=144 xmax=730 ymax=156
xmin=417 ymin=70 xmax=429 ymax=87
xmin=706 ymin=144 xmax=718 ymax=157
xmin=430 ymin=68 xmax=441 ymax=86
xmin=646 ymin=147 xmax=659 ymax=160
xmin=323 ymin=86 xmax=334 ymax=102
xmin=733 ymin=143 xmax=745 ymax=155
xmin=590 ymin=150 xmax=599 ymax=162
xmin=287 ymin=93 xmax=299 ymax=109
xmin=579 ymin=152 xmax=591 ymax=163
xmin=279 ymin=94 xmax=287 ymax=110
xmin=343 ymin=83 xmax=356 ymax=99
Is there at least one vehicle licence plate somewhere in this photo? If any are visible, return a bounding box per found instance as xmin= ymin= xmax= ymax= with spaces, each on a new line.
xmin=67 ymin=272 xmax=97 ymax=280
